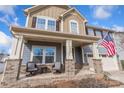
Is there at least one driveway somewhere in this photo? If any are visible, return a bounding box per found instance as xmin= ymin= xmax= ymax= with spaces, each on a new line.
xmin=107 ymin=71 xmax=124 ymax=83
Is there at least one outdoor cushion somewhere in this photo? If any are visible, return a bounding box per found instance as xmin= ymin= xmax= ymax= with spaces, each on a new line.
xmin=53 ymin=62 xmax=61 ymax=70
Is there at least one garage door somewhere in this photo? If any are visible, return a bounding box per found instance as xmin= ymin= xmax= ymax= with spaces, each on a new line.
xmin=86 ymin=54 xmax=119 ymax=71
xmin=101 ymin=56 xmax=119 ymax=71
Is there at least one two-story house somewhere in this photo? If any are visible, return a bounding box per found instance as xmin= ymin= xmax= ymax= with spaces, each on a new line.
xmin=1 ymin=5 xmax=121 ymax=84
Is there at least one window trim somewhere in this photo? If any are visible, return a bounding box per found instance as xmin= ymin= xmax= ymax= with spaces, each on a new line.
xmin=36 ymin=16 xmax=56 ymax=31
xmin=30 ymin=45 xmax=56 ymax=64
xmin=36 ymin=18 xmax=46 ymax=30
xmin=69 ymin=20 xmax=79 ymax=34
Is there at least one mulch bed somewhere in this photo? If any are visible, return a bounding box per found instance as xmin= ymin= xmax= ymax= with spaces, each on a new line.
xmin=34 ymin=76 xmax=123 ymax=88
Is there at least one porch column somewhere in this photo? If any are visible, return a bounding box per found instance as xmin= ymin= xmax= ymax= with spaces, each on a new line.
xmin=10 ymin=36 xmax=24 ymax=59
xmin=10 ymin=37 xmax=18 ymax=59
xmin=92 ymin=43 xmax=103 ymax=73
xmin=93 ymin=43 xmax=99 ymax=59
xmin=65 ymin=40 xmax=75 ymax=78
xmin=66 ymin=40 xmax=73 ymax=60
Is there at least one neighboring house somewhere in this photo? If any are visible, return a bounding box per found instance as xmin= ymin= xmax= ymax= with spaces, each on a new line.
xmin=83 ymin=25 xmax=121 ymax=71
xmin=114 ymin=32 xmax=124 ymax=61
xmin=114 ymin=32 xmax=124 ymax=70
xmin=6 ymin=5 xmax=121 ymax=78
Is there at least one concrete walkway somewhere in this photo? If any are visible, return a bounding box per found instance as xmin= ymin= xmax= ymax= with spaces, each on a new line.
xmin=107 ymin=71 xmax=124 ymax=83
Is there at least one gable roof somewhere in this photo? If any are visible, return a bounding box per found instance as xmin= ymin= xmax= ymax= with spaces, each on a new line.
xmin=24 ymin=5 xmax=87 ymax=23
xmin=24 ymin=5 xmax=71 ymax=15
xmin=60 ymin=7 xmax=87 ymax=22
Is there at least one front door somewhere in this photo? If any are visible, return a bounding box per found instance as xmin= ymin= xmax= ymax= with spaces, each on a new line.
xmin=32 ymin=46 xmax=56 ymax=64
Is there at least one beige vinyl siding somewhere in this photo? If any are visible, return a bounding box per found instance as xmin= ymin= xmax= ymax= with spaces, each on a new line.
xmin=63 ymin=11 xmax=86 ymax=35
xmin=27 ymin=5 xmax=86 ymax=35
xmin=27 ymin=6 xmax=68 ymax=28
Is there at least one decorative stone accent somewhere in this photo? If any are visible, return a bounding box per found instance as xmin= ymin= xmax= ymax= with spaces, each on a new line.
xmin=20 ymin=64 xmax=26 ymax=74
xmin=93 ymin=59 xmax=103 ymax=74
xmin=1 ymin=59 xmax=22 ymax=85
xmin=65 ymin=59 xmax=75 ymax=78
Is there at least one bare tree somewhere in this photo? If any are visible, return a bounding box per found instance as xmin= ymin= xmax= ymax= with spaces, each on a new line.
xmin=0 ymin=49 xmax=6 ymax=62
xmin=0 ymin=54 xmax=4 ymax=62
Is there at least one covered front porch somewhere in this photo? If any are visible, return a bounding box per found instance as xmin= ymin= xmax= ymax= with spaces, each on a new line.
xmin=1 ymin=26 xmax=100 ymax=84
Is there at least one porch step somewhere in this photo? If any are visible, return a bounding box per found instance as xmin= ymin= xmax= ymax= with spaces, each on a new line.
xmin=75 ymin=69 xmax=96 ymax=80
xmin=82 ymin=66 xmax=90 ymax=70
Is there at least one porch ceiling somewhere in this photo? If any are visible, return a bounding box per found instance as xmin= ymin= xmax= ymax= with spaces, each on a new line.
xmin=11 ymin=26 xmax=100 ymax=45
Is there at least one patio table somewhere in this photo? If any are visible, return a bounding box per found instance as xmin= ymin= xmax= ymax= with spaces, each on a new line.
xmin=36 ymin=63 xmax=54 ymax=73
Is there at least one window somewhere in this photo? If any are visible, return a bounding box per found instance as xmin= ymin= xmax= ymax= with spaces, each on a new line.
xmin=48 ymin=20 xmax=56 ymax=31
xmin=70 ymin=20 xmax=79 ymax=34
xmin=36 ymin=18 xmax=46 ymax=30
xmin=87 ymin=28 xmax=94 ymax=36
xmin=33 ymin=48 xmax=43 ymax=63
xmin=45 ymin=48 xmax=55 ymax=63
xmin=36 ymin=16 xmax=56 ymax=31
xmin=95 ymin=30 xmax=102 ymax=37
xmin=32 ymin=46 xmax=56 ymax=64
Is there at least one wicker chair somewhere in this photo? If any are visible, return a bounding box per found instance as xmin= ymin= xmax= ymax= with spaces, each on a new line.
xmin=52 ymin=62 xmax=62 ymax=73
xmin=26 ymin=61 xmax=38 ymax=76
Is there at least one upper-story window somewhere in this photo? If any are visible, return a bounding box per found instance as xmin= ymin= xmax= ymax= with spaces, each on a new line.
xmin=36 ymin=16 xmax=56 ymax=31
xmin=37 ymin=18 xmax=46 ymax=30
xmin=69 ymin=20 xmax=79 ymax=34
xmin=87 ymin=28 xmax=94 ymax=36
xmin=47 ymin=20 xmax=56 ymax=31
xmin=95 ymin=30 xmax=102 ymax=38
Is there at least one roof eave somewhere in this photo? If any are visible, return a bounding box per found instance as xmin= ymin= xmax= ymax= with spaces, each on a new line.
xmin=11 ymin=26 xmax=100 ymax=41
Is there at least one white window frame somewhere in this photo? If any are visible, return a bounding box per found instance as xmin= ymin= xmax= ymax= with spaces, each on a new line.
xmin=36 ymin=16 xmax=56 ymax=31
xmin=69 ymin=20 xmax=79 ymax=34
xmin=30 ymin=45 xmax=56 ymax=64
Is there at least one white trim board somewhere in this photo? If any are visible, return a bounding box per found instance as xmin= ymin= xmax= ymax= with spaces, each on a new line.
xmin=69 ymin=20 xmax=79 ymax=35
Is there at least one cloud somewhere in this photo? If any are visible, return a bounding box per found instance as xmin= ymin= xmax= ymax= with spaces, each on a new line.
xmin=0 ymin=5 xmax=16 ymax=17
xmin=0 ymin=15 xmax=10 ymax=26
xmin=112 ymin=25 xmax=124 ymax=32
xmin=90 ymin=6 xmax=117 ymax=19
xmin=0 ymin=31 xmax=12 ymax=46
xmin=11 ymin=17 xmax=20 ymax=26
xmin=0 ymin=5 xmax=19 ymax=26
xmin=0 ymin=31 xmax=12 ymax=54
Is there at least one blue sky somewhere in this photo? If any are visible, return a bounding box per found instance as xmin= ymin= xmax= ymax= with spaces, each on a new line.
xmin=0 ymin=5 xmax=124 ymax=54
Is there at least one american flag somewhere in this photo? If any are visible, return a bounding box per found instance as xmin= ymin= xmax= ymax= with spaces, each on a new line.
xmin=99 ymin=32 xmax=116 ymax=56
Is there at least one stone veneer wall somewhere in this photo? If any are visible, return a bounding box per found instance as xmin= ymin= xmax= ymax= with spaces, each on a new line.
xmin=65 ymin=59 xmax=75 ymax=78
xmin=20 ymin=65 xmax=26 ymax=75
xmin=1 ymin=59 xmax=22 ymax=86
xmin=93 ymin=59 xmax=103 ymax=74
